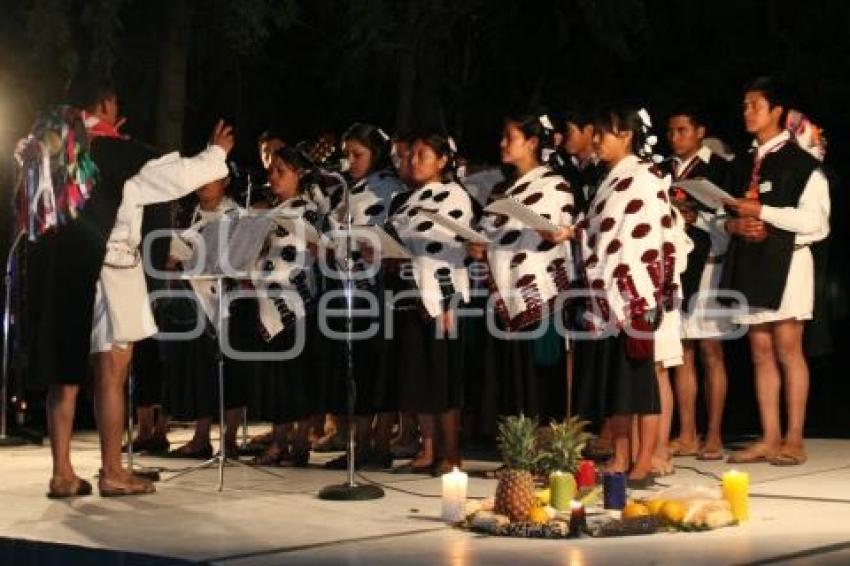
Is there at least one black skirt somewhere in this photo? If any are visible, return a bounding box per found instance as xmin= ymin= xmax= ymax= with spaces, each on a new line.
xmin=574 ymin=332 xmax=659 ymax=419
xmin=321 ymin=275 xmax=395 ymax=416
xmin=132 ymin=336 xmax=164 ymax=407
xmin=248 ymin=306 xmax=324 ymax=425
xmin=394 ymin=309 xmax=463 ymax=414
xmin=162 ymin=297 xmax=251 ymax=421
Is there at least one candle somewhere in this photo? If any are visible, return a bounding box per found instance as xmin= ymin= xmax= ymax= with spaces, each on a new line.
xmin=549 ymin=471 xmax=577 ymax=511
xmin=441 ymin=467 xmax=468 ymax=522
xmin=569 ymin=500 xmax=586 ymax=537
xmin=575 ymin=459 xmax=597 ymax=488
xmin=603 ymin=472 xmax=627 ymax=510
xmin=722 ymin=469 xmax=750 ymax=522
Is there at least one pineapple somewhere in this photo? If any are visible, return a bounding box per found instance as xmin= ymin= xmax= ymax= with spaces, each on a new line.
xmin=494 ymin=414 xmax=539 ymax=522
xmin=538 ymin=416 xmax=591 ymax=475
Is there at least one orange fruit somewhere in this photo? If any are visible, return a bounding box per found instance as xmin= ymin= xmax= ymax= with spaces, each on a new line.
xmin=661 ymin=500 xmax=685 ymax=524
xmin=622 ymin=502 xmax=651 ymax=520
xmin=647 ymin=499 xmax=666 ymax=516
xmin=528 ymin=506 xmax=550 ymax=524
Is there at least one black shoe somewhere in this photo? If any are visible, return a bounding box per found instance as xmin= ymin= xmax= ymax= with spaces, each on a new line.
xmin=626 ymin=475 xmax=657 ymax=490
xmin=360 ymin=451 xmax=393 ymax=471
xmin=391 ymin=461 xmax=434 ymax=475
xmin=167 ymin=443 xmax=213 ymax=460
xmin=323 ymin=453 xmax=364 ymax=470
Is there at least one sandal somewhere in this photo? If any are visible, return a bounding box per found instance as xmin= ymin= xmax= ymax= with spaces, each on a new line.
xmin=627 ymin=475 xmax=657 ymax=490
xmin=391 ymin=460 xmax=434 ymax=475
xmin=668 ymin=438 xmax=700 ymax=457
xmin=98 ymin=475 xmax=156 ymax=497
xmin=727 ymin=441 xmax=779 ymax=464
xmin=432 ymin=459 xmax=463 ymax=477
xmin=47 ymin=477 xmax=93 ymax=499
xmin=278 ymin=449 xmax=310 ymax=468
xmin=252 ymin=448 xmax=286 ymax=466
xmin=167 ymin=442 xmax=213 ymax=460
xmin=696 ymin=444 xmax=725 ymax=461
xmin=769 ymin=444 xmax=808 ymax=466
xmin=651 ymin=456 xmax=675 ymax=476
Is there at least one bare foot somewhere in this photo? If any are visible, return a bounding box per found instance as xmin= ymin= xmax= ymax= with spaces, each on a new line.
xmin=651 ymin=455 xmax=674 ymax=476
xmin=668 ymin=436 xmax=700 ymax=456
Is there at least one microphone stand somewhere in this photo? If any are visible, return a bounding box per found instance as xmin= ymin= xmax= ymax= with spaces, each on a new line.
xmin=318 ymin=172 xmax=384 ymax=501
xmin=0 ymin=231 xmax=28 ymax=447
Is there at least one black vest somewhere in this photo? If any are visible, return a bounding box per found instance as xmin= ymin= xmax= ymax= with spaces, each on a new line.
xmin=29 ymin=137 xmax=157 ymax=386
xmin=665 ymin=153 xmax=731 ymax=310
xmin=720 ymin=141 xmax=819 ymax=310
xmin=558 ymin=158 xmax=606 ymax=216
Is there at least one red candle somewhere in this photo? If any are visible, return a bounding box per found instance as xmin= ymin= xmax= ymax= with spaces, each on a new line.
xmin=575 ymin=459 xmax=596 ymax=488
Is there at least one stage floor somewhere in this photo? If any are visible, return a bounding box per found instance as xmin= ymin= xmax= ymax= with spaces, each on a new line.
xmin=1 ymin=429 xmax=849 ymax=565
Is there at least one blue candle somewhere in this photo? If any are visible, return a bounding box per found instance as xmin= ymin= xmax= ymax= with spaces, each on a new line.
xmin=603 ymin=472 xmax=626 ymax=510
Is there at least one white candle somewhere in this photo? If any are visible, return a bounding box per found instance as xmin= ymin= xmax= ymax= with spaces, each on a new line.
xmin=441 ymin=467 xmax=468 ymax=522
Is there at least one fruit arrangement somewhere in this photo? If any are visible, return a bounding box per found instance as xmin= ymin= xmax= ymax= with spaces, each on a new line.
xmin=628 ymin=497 xmax=736 ymax=531
xmin=493 ymin=414 xmax=541 ymax=522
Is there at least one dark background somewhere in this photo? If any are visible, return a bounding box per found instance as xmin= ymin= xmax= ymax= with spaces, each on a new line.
xmin=0 ymin=0 xmax=846 ymax=437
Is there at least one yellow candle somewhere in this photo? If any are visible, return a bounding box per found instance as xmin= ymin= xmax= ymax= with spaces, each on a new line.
xmin=441 ymin=467 xmax=468 ymax=522
xmin=722 ymin=469 xmax=750 ymax=522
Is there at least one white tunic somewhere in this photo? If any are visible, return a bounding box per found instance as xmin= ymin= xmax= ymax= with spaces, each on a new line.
xmin=734 ymin=132 xmax=831 ymax=325
xmin=90 ymin=145 xmax=229 ymax=352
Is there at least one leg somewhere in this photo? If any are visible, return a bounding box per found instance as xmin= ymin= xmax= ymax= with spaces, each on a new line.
xmin=435 ymin=408 xmax=461 ymax=473
xmin=373 ymin=412 xmax=394 ymax=458
xmin=607 ymin=414 xmax=632 ymax=473
xmin=224 ymin=407 xmax=244 ymax=453
xmin=671 ymin=342 xmax=700 ymax=453
xmin=750 ymin=324 xmax=783 ymax=449
xmin=631 ymin=413 xmax=659 ymax=480
xmin=729 ymin=324 xmax=782 ymax=462
xmin=773 ymin=320 xmax=809 ymax=455
xmin=652 ymin=364 xmax=675 ymax=474
xmin=46 ymin=384 xmax=81 ymax=484
xmin=699 ymin=340 xmax=727 ymax=456
xmin=94 ymin=345 xmax=153 ymax=493
xmin=135 ymin=406 xmax=155 ymax=441
xmin=410 ymin=413 xmax=435 ymax=467
xmin=94 ymin=346 xmax=133 ymax=479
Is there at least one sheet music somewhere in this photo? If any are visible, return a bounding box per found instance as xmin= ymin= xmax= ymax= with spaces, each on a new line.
xmin=185 ymin=214 xmax=271 ymax=275
xmin=462 ymin=167 xmax=505 ymax=206
xmin=349 ymin=225 xmax=411 ymax=259
xmin=673 ymin=178 xmax=734 ymax=210
xmin=484 ymin=197 xmax=560 ymax=232
xmin=421 ymin=210 xmax=491 ymax=243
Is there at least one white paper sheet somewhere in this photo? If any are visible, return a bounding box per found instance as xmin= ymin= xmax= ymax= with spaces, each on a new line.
xmin=420 ymin=210 xmax=491 ymax=244
xmin=484 ymin=197 xmax=560 ymax=232
xmin=673 ymin=178 xmax=735 ymax=210
xmin=349 ymin=225 xmax=411 ymax=259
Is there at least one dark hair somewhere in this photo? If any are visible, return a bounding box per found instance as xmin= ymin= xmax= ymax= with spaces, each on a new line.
xmin=743 ymin=76 xmax=788 ymax=122
xmin=409 ymin=131 xmax=459 ymax=183
xmin=342 ymin=122 xmax=394 ymax=174
xmin=593 ymin=105 xmax=656 ymax=160
xmin=258 ymin=130 xmax=285 ymax=145
xmin=563 ymin=109 xmax=594 ymax=130
xmin=668 ymin=104 xmax=707 ymax=129
xmin=272 ymin=145 xmax=316 ymax=194
xmin=65 ymin=76 xmax=116 ymax=112
xmin=505 ymin=112 xmax=556 ymax=163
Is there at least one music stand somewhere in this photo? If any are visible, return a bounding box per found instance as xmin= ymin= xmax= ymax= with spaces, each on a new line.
xmin=162 ymin=213 xmax=285 ymax=491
